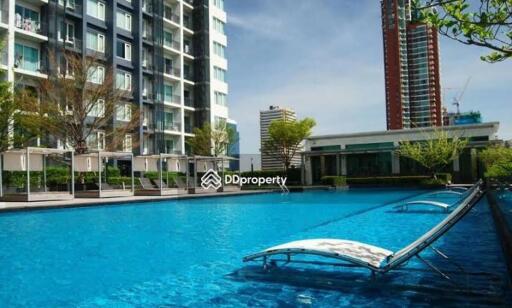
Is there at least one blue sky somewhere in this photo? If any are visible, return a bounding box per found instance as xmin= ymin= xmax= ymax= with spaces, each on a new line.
xmin=225 ymin=0 xmax=512 ymax=154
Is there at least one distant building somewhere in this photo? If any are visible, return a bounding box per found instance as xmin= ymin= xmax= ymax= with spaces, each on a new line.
xmin=381 ymin=0 xmax=442 ymax=130
xmin=302 ymin=122 xmax=500 ymax=184
xmin=227 ymin=119 xmax=240 ymax=170
xmin=259 ymin=106 xmax=301 ymax=171
xmin=443 ymin=111 xmax=482 ymax=126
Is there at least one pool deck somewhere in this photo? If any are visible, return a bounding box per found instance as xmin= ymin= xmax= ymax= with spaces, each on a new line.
xmin=0 ymin=190 xmax=272 ymax=213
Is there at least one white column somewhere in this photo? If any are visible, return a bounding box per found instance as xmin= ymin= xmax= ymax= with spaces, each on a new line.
xmin=392 ymin=151 xmax=400 ymax=174
xmin=340 ymin=155 xmax=347 ymax=176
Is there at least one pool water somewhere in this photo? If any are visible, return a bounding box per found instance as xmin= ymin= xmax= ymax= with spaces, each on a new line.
xmin=0 ymin=189 xmax=509 ymax=306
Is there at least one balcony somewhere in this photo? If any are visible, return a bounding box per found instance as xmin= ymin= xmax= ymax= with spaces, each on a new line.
xmin=62 ymin=38 xmax=82 ymax=52
xmin=184 ymin=123 xmax=193 ymax=134
xmin=164 ymin=39 xmax=180 ymax=51
xmin=142 ymin=1 xmax=152 ymax=14
xmin=183 ymin=44 xmax=194 ymax=57
xmin=142 ymin=31 xmax=153 ymax=41
xmin=164 ymin=66 xmax=180 ymax=77
xmin=183 ymin=15 xmax=193 ymax=30
xmin=164 ymin=95 xmax=181 ymax=105
xmin=164 ymin=11 xmax=180 ymax=24
xmin=184 ymin=97 xmax=194 ymax=108
xmin=164 ymin=122 xmax=181 ymax=132
xmin=15 ymin=18 xmax=47 ymax=37
xmin=64 ymin=4 xmax=82 ymax=16
xmin=0 ymin=9 xmax=8 ymax=28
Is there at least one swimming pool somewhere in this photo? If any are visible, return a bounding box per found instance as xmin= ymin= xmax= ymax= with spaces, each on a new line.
xmin=0 ymin=189 xmax=509 ymax=306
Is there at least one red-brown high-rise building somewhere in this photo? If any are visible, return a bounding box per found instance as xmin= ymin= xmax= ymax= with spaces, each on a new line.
xmin=381 ymin=0 xmax=442 ymax=130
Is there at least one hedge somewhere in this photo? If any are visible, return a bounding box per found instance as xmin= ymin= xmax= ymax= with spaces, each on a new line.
xmin=241 ymin=169 xmax=301 ymax=185
xmin=321 ymin=176 xmax=347 ymax=186
xmin=2 ymin=166 xmax=135 ymax=188
xmin=346 ymin=173 xmax=452 ymax=186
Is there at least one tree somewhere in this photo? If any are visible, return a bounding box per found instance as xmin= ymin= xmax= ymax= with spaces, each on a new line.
xmin=262 ymin=117 xmax=316 ymax=172
xmin=187 ymin=122 xmax=237 ymax=157
xmin=0 ymin=44 xmax=42 ymax=152
xmin=413 ymin=0 xmax=512 ymax=62
xmin=480 ymin=144 xmax=512 ymax=179
xmin=31 ymin=52 xmax=140 ymax=154
xmin=398 ymin=129 xmax=468 ymax=178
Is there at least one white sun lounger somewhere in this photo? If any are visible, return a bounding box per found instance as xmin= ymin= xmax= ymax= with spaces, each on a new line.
xmin=427 ymin=190 xmax=464 ymax=196
xmin=243 ymin=180 xmax=483 ymax=280
xmin=394 ymin=200 xmax=451 ymax=212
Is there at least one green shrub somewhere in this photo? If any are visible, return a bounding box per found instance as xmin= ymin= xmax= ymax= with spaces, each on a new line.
xmin=346 ymin=175 xmax=450 ymax=186
xmin=107 ymin=177 xmax=132 ymax=186
xmin=241 ymin=169 xmax=301 ymax=185
xmin=436 ymin=173 xmax=452 ymax=183
xmin=321 ymin=176 xmax=347 ymax=186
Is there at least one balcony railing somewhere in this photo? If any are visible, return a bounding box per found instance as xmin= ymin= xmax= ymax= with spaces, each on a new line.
xmin=165 ymin=95 xmax=181 ymax=104
xmin=62 ymin=38 xmax=82 ymax=51
xmin=164 ymin=40 xmax=180 ymax=50
xmin=183 ymin=0 xmax=194 ymax=6
xmin=164 ymin=12 xmax=180 ymax=24
xmin=184 ymin=97 xmax=194 ymax=108
xmin=164 ymin=122 xmax=181 ymax=131
xmin=15 ymin=18 xmax=47 ymax=36
xmin=184 ymin=123 xmax=193 ymax=133
xmin=142 ymin=2 xmax=153 ymax=14
xmin=0 ymin=9 xmax=8 ymax=24
xmin=65 ymin=4 xmax=82 ymax=15
xmin=183 ymin=44 xmax=194 ymax=56
xmin=143 ymin=31 xmax=153 ymax=41
xmin=164 ymin=66 xmax=180 ymax=77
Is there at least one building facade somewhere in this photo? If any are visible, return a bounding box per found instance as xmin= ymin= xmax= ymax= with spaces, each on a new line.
xmin=259 ymin=105 xmax=301 ymax=171
xmin=302 ymin=122 xmax=500 ymax=184
xmin=0 ymin=0 xmax=231 ymax=155
xmin=381 ymin=0 xmax=442 ymax=130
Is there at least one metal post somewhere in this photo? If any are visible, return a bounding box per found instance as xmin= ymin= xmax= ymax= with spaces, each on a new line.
xmin=43 ymin=154 xmax=47 ymax=192
xmin=131 ymin=154 xmax=135 ymax=193
xmin=160 ymin=154 xmax=164 ymax=194
xmin=193 ymin=157 xmax=197 ymax=192
xmin=185 ymin=156 xmax=190 ymax=193
xmin=71 ymin=151 xmax=75 ymax=196
xmin=26 ymin=148 xmax=31 ymax=200
xmin=0 ymin=154 xmax=3 ymax=198
xmin=98 ymin=153 xmax=102 ymax=197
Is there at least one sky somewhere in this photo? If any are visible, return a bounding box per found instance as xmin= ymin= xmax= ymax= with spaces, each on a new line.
xmin=225 ymin=0 xmax=512 ymax=154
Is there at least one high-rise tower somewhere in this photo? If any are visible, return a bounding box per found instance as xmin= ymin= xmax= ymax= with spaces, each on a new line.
xmin=381 ymin=0 xmax=442 ymax=130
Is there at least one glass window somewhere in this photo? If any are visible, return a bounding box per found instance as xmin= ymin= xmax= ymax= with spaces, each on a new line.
xmin=116 ymin=41 xmax=131 ymax=61
xmin=116 ymin=11 xmax=132 ymax=31
xmin=214 ymin=66 xmax=226 ymax=82
xmin=14 ymin=44 xmax=39 ymax=72
xmin=214 ymin=91 xmax=227 ymax=106
xmin=164 ymin=84 xmax=173 ymax=102
xmin=116 ymin=71 xmax=132 ymax=90
xmin=116 ymin=104 xmax=132 ymax=121
xmin=213 ymin=42 xmax=226 ymax=58
xmin=88 ymin=65 xmax=105 ymax=84
xmin=213 ymin=0 xmax=224 ymax=10
xmin=213 ymin=17 xmax=225 ymax=34
xmin=86 ymin=31 xmax=105 ymax=52
xmin=87 ymin=0 xmax=105 ymax=21
xmin=88 ymin=99 xmax=105 ymax=117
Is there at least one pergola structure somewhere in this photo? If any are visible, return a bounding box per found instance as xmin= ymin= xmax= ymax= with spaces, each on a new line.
xmin=188 ymin=155 xmax=241 ymax=194
xmin=74 ymin=151 xmax=134 ymax=198
xmin=0 ymin=147 xmax=74 ymax=202
xmin=134 ymin=154 xmax=189 ymax=196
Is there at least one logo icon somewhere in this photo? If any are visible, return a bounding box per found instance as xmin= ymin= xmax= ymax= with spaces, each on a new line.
xmin=201 ymin=169 xmax=222 ymax=190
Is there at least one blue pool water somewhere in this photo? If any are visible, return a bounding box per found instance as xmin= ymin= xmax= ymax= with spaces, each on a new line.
xmin=0 ymin=189 xmax=509 ymax=306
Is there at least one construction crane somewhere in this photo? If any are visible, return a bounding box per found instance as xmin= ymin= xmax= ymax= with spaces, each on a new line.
xmin=452 ymin=77 xmax=471 ymax=115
